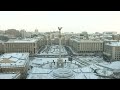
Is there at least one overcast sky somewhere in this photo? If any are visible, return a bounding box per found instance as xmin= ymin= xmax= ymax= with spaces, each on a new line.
xmin=0 ymin=11 xmax=120 ymax=33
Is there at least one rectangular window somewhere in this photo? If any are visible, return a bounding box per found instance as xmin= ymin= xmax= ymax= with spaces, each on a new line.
xmin=34 ymin=48 xmax=35 ymax=54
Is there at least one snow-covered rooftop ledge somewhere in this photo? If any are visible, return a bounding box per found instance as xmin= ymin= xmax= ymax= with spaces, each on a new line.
xmin=0 ymin=53 xmax=29 ymax=59
xmin=0 ymin=64 xmax=25 ymax=67
xmin=0 ymin=55 xmax=29 ymax=67
xmin=0 ymin=72 xmax=21 ymax=79
xmin=106 ymin=42 xmax=120 ymax=46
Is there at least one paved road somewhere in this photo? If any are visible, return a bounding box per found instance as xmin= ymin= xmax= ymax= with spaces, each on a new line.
xmin=30 ymin=46 xmax=78 ymax=59
xmin=38 ymin=46 xmax=46 ymax=53
xmin=64 ymin=46 xmax=74 ymax=56
xmin=64 ymin=46 xmax=79 ymax=57
xmin=34 ymin=54 xmax=69 ymax=58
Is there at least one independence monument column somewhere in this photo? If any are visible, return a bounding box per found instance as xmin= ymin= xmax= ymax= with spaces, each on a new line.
xmin=57 ymin=27 xmax=63 ymax=68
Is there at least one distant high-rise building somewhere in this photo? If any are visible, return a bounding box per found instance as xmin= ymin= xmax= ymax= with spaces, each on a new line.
xmin=112 ymin=34 xmax=120 ymax=41
xmin=103 ymin=31 xmax=117 ymax=35
xmin=0 ymin=30 xmax=5 ymax=35
xmin=26 ymin=32 xmax=32 ymax=38
xmin=5 ymin=29 xmax=21 ymax=38
xmin=35 ymin=29 xmax=39 ymax=35
xmin=79 ymin=31 xmax=89 ymax=40
xmin=20 ymin=29 xmax=26 ymax=38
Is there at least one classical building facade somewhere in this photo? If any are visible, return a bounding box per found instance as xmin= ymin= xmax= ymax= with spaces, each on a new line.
xmin=69 ymin=39 xmax=103 ymax=55
xmin=4 ymin=38 xmax=45 ymax=56
xmin=103 ymin=42 xmax=120 ymax=61
xmin=0 ymin=41 xmax=4 ymax=54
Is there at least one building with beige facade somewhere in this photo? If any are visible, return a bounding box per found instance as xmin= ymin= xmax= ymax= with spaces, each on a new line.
xmin=103 ymin=42 xmax=120 ymax=62
xmin=0 ymin=53 xmax=29 ymax=79
xmin=4 ymin=37 xmax=45 ymax=56
xmin=20 ymin=29 xmax=27 ymax=38
xmin=112 ymin=34 xmax=120 ymax=41
xmin=69 ymin=38 xmax=103 ymax=55
xmin=103 ymin=39 xmax=118 ymax=52
xmin=45 ymin=33 xmax=67 ymax=46
xmin=0 ymin=41 xmax=4 ymax=54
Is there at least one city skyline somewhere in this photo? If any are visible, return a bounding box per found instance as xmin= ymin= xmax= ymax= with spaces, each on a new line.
xmin=0 ymin=11 xmax=120 ymax=33
xmin=1 ymin=18 xmax=120 ymax=79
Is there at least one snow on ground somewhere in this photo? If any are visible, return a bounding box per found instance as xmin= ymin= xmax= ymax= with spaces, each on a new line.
xmin=72 ymin=69 xmax=81 ymax=73
xmin=27 ymin=64 xmax=107 ymax=79
xmin=31 ymin=58 xmax=69 ymax=66
xmin=97 ymin=61 xmax=120 ymax=70
xmin=72 ymin=60 xmax=81 ymax=65
xmin=73 ymin=67 xmax=92 ymax=73
xmin=74 ymin=72 xmax=99 ymax=79
xmin=74 ymin=73 xmax=86 ymax=79
xmin=75 ymin=56 xmax=104 ymax=63
xmin=73 ymin=64 xmax=113 ymax=79
xmin=27 ymin=74 xmax=53 ymax=79
xmin=27 ymin=68 xmax=99 ymax=79
xmin=83 ymin=73 xmax=99 ymax=79
xmin=30 ymin=56 xmax=104 ymax=69
xmin=28 ymin=48 xmax=120 ymax=79
xmin=31 ymin=67 xmax=52 ymax=74
xmin=95 ymin=69 xmax=113 ymax=76
xmin=90 ymin=64 xmax=105 ymax=70
xmin=42 ymin=62 xmax=79 ymax=69
xmin=81 ymin=67 xmax=93 ymax=72
xmin=73 ymin=56 xmax=104 ymax=67
xmin=39 ymin=45 xmax=68 ymax=55
xmin=67 ymin=46 xmax=79 ymax=55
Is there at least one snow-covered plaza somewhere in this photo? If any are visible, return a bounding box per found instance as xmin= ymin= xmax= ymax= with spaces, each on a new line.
xmin=38 ymin=45 xmax=68 ymax=55
xmin=27 ymin=54 xmax=120 ymax=79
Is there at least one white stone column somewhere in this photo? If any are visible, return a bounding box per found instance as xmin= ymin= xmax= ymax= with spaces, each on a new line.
xmin=57 ymin=27 xmax=63 ymax=68
xmin=59 ymin=29 xmax=61 ymax=59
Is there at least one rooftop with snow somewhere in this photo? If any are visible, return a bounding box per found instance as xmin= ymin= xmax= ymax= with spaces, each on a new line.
xmin=0 ymin=53 xmax=29 ymax=67
xmin=106 ymin=42 xmax=120 ymax=46
xmin=70 ymin=38 xmax=103 ymax=43
xmin=0 ymin=73 xmax=20 ymax=79
xmin=5 ymin=38 xmax=39 ymax=43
